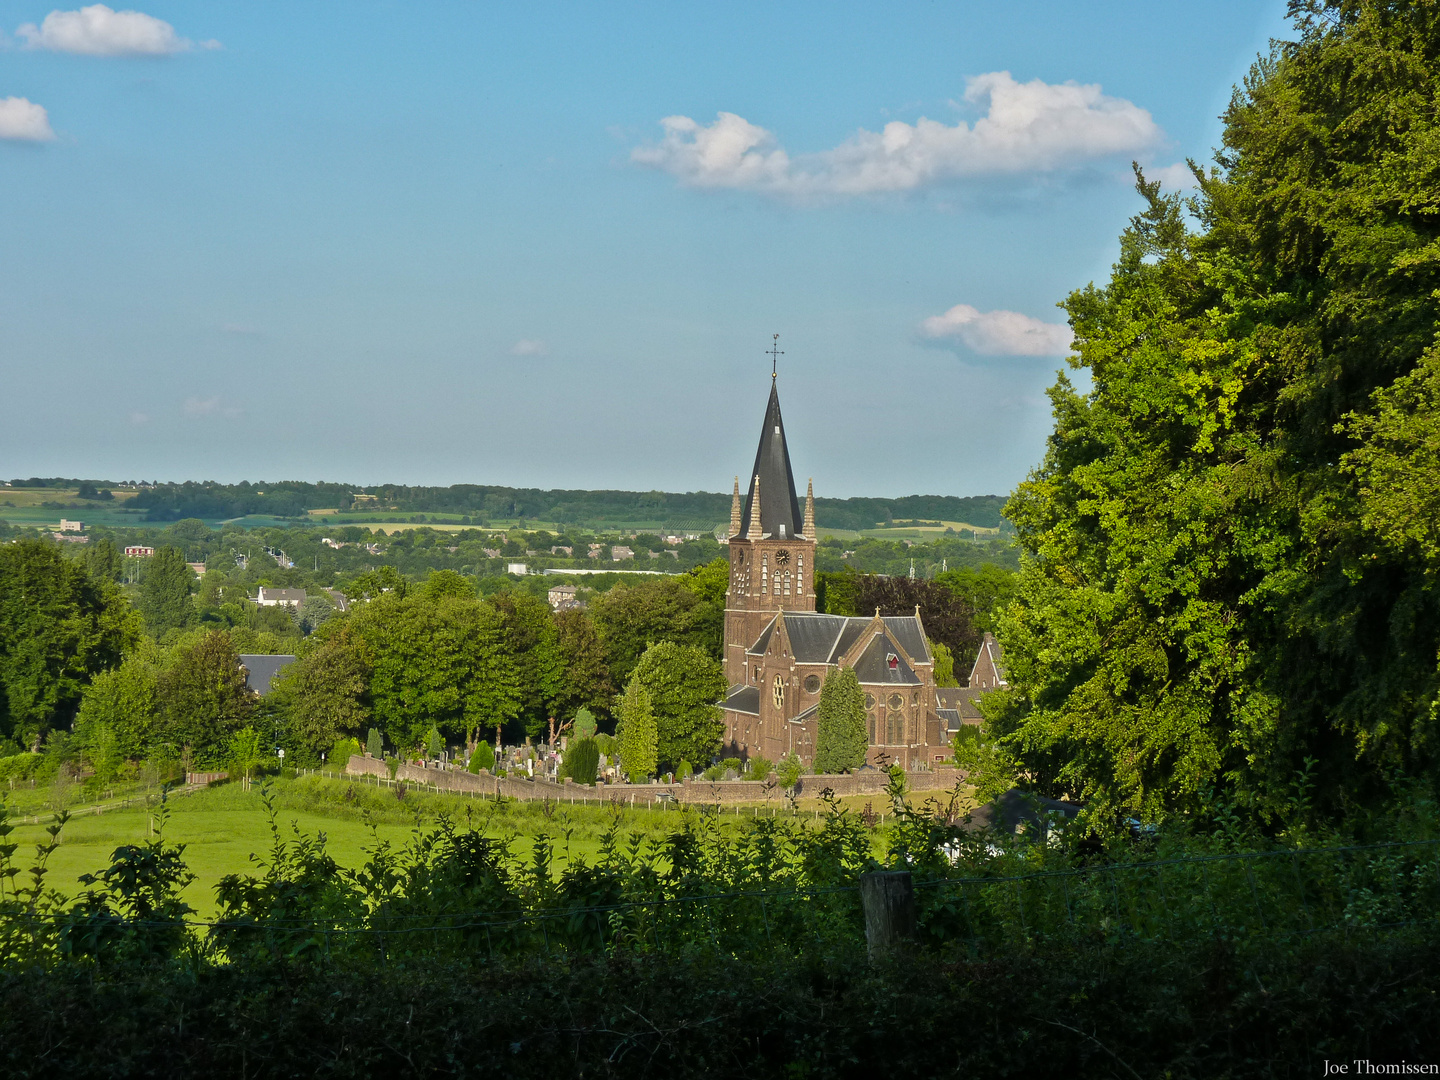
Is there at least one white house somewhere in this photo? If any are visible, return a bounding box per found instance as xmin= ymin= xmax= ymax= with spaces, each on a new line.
xmin=256 ymin=587 xmax=307 ymax=608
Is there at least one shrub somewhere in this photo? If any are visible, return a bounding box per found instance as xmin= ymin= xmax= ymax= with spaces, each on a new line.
xmin=745 ymin=756 xmax=773 ymax=781
xmin=565 ymin=738 xmax=599 ymax=785
xmin=329 ymin=737 xmax=361 ymax=767
xmin=366 ymin=727 xmax=383 ymax=758
xmin=777 ymin=752 xmax=803 ymax=789
xmin=677 ymin=760 xmax=693 ymax=779
xmin=468 ymin=742 xmax=495 ymax=774
xmin=0 ymin=753 xmax=42 ymax=784
xmin=572 ymin=707 xmax=597 ymax=740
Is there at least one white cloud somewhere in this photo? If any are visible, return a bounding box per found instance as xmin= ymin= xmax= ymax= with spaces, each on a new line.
xmin=182 ymin=395 xmax=242 ymax=418
xmin=16 ymin=5 xmax=203 ymax=55
xmin=1149 ymin=161 xmax=1198 ymax=190
xmin=183 ymin=396 xmax=219 ymax=416
xmin=632 ymin=71 xmax=1161 ymax=201
xmin=920 ymin=304 xmax=1073 ymax=357
xmin=0 ymin=96 xmax=55 ymax=141
xmin=510 ymin=339 xmax=547 ymax=357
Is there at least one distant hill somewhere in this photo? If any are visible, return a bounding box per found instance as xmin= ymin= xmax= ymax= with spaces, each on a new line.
xmin=7 ymin=479 xmax=1009 ymax=530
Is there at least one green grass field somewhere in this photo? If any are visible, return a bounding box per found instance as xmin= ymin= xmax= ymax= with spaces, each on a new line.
xmin=6 ymin=775 xmax=812 ymax=916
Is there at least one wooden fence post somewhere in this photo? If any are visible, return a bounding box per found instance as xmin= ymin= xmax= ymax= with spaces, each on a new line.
xmin=860 ymin=870 xmax=916 ymax=960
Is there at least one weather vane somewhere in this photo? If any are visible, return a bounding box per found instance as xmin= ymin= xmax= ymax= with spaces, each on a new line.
xmin=767 ymin=333 xmax=783 ymax=379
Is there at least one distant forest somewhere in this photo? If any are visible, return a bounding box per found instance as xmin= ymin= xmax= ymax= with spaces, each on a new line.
xmin=8 ymin=478 xmax=1008 ymax=531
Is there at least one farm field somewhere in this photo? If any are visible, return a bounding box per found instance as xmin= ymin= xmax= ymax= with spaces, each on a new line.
xmin=6 ymin=775 xmax=898 ymax=917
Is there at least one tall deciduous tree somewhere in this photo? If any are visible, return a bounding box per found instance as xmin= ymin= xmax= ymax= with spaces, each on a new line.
xmin=591 ymin=577 xmax=719 ymax=685
xmin=626 ymin=640 xmax=725 ymax=771
xmin=140 ymin=547 xmax=197 ymax=636
xmin=813 ymin=667 xmax=867 ymax=774
xmin=75 ymin=655 xmax=160 ymax=761
xmin=551 ymin=610 xmax=614 ymax=720
xmin=270 ymin=623 xmax=371 ymax=762
xmin=492 ymin=592 xmax=564 ymax=737
xmin=157 ymin=630 xmax=254 ymax=767
xmin=984 ymin=2 xmax=1440 ymax=822
xmin=351 ymin=593 xmax=520 ymax=750
xmin=0 ymin=539 xmax=139 ymax=747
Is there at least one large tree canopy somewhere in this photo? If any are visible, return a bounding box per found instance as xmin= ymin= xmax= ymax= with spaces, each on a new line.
xmin=0 ymin=540 xmax=138 ymax=748
xmin=982 ymin=0 xmax=1440 ymax=825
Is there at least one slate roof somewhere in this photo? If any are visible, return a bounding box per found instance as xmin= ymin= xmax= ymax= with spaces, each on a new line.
xmin=738 ymin=383 xmax=804 ymax=540
xmin=781 ymin=613 xmax=852 ymax=662
xmin=885 ymin=617 xmax=930 ymax=664
xmin=741 ymin=612 xmax=933 ymax=671
xmin=746 ymin=621 xmax=776 ymax=657
xmin=725 ymin=685 xmax=761 ymax=716
xmin=852 ymin=632 xmax=920 ymax=685
xmin=239 ymin=654 xmax=297 ymax=695
xmin=937 ymin=708 xmax=962 ymax=729
xmin=936 ymin=686 xmax=985 ymax=722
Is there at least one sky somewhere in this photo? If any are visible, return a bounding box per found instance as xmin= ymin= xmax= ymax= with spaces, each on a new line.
xmin=0 ymin=1 xmax=1294 ymax=498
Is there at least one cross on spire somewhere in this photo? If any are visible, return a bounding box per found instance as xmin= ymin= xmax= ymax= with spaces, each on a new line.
xmin=767 ymin=333 xmax=783 ymax=379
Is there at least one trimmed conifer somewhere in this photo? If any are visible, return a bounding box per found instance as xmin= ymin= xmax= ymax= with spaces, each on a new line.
xmin=813 ymin=666 xmax=867 ymax=774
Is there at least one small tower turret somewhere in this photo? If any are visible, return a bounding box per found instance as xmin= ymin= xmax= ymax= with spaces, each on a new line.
xmin=730 ymin=477 xmax=743 ymax=538
xmin=746 ymin=476 xmax=764 ymax=540
xmin=803 ymin=478 xmax=815 ymax=539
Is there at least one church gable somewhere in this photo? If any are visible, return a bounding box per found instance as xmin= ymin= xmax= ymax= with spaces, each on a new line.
xmin=852 ymin=631 xmax=921 ymax=685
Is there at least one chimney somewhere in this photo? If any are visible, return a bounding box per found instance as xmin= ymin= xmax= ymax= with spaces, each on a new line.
xmin=746 ymin=475 xmax=764 ymax=540
xmin=730 ymin=476 xmax=743 ymax=538
xmin=804 ymin=478 xmax=815 ymax=539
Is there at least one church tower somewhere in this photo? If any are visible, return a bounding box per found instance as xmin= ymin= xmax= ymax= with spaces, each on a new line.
xmin=723 ymin=375 xmax=817 ymax=686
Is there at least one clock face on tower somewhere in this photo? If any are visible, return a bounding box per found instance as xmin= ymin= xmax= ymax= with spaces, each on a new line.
xmin=775 ymin=550 xmax=790 ymax=566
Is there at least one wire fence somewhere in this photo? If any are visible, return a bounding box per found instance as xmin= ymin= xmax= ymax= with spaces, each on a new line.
xmin=10 ymin=839 xmax=1438 ymax=967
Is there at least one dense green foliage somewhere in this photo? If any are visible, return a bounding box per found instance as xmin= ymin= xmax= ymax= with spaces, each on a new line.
xmin=2 ymin=776 xmax=1439 ymax=1076
xmin=984 ymin=0 xmax=1440 ymax=824
xmin=138 ymin=547 xmax=195 ymax=636
xmin=626 ymin=641 xmax=727 ymax=771
xmin=814 ymin=667 xmax=868 ymax=774
xmin=563 ymin=736 xmax=599 ymax=784
xmin=0 ymin=541 xmax=137 ymax=750
xmin=615 ymin=680 xmax=658 ymax=781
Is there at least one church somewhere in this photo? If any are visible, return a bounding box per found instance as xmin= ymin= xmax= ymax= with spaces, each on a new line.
xmin=718 ymin=371 xmax=951 ymax=770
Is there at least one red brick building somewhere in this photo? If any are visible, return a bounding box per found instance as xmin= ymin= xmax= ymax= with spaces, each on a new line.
xmin=718 ymin=374 xmax=949 ymax=770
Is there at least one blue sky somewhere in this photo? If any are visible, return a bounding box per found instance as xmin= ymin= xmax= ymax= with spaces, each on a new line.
xmin=0 ymin=1 xmax=1291 ymax=497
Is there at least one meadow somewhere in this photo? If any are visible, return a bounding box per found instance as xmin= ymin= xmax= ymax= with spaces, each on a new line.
xmin=6 ymin=774 xmax=885 ymax=917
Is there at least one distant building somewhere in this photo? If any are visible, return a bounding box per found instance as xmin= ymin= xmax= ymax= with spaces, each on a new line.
xmin=124 ymin=546 xmax=154 ymax=557
xmin=935 ymin=686 xmax=985 ymax=737
xmin=52 ymin=533 xmax=89 ymax=544
xmin=587 ymin=544 xmax=604 ymax=559
xmin=547 ymin=584 xmax=578 ymax=610
xmin=968 ymin=632 xmax=1007 ymax=690
xmin=255 ymin=587 xmax=307 ymax=608
xmin=611 ymin=546 xmax=634 ymax=561
xmin=187 ymin=562 xmax=207 ymax=576
xmin=506 ymin=562 xmax=529 ymax=576
xmin=321 ymin=537 xmax=346 ymax=549
xmin=57 ymin=519 xmax=82 ymax=532
xmin=238 ymin=654 xmax=297 ymax=695
xmin=551 ymin=545 xmax=573 ymax=556
xmin=482 ymin=548 xmax=501 ymax=558
xmin=323 ymin=588 xmax=350 ymax=613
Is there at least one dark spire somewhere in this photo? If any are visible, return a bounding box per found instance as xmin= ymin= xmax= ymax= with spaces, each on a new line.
xmin=739 ymin=381 xmax=802 ymax=540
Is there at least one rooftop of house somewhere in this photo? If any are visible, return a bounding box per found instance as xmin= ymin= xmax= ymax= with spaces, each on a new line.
xmin=238 ymin=654 xmax=297 ymax=695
